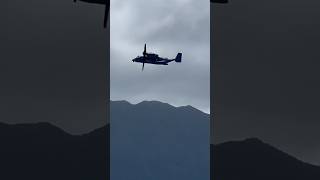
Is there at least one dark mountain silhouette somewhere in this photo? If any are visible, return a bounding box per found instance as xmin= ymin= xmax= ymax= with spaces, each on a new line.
xmin=1 ymin=101 xmax=319 ymax=180
xmin=110 ymin=100 xmax=210 ymax=180
xmin=212 ymin=138 xmax=320 ymax=180
xmin=0 ymin=100 xmax=208 ymax=180
xmin=0 ymin=122 xmax=108 ymax=180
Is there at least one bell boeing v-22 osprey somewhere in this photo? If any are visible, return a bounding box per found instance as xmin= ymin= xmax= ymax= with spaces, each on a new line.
xmin=132 ymin=44 xmax=182 ymax=71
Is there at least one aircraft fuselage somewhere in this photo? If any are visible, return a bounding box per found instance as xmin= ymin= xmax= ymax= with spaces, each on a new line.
xmin=132 ymin=53 xmax=174 ymax=65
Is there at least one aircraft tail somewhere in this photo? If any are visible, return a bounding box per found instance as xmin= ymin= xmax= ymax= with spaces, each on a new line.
xmin=175 ymin=53 xmax=182 ymax=62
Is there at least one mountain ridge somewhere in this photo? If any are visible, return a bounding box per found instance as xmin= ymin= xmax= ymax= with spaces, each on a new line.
xmin=111 ymin=100 xmax=209 ymax=115
xmin=1 ymin=122 xmax=319 ymax=179
xmin=110 ymin=99 xmax=210 ymax=180
xmin=0 ymin=122 xmax=108 ymax=180
xmin=1 ymin=100 xmax=319 ymax=180
xmin=212 ymin=138 xmax=320 ymax=180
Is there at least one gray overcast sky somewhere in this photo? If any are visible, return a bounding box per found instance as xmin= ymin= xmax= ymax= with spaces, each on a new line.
xmin=212 ymin=0 xmax=320 ymax=165
xmin=1 ymin=0 xmax=108 ymax=134
xmin=110 ymin=0 xmax=210 ymax=113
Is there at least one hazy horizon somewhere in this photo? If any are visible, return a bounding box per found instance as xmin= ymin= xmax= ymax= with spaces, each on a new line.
xmin=110 ymin=99 xmax=210 ymax=114
xmin=110 ymin=0 xmax=210 ymax=113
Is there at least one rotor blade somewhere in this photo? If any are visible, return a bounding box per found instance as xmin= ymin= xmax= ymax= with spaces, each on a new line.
xmin=143 ymin=43 xmax=146 ymax=56
xmin=103 ymin=2 xmax=109 ymax=28
xmin=142 ymin=62 xmax=145 ymax=71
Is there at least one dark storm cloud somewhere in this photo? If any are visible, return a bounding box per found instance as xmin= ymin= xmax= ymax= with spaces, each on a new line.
xmin=212 ymin=0 xmax=320 ymax=165
xmin=1 ymin=0 xmax=108 ymax=134
xmin=111 ymin=0 xmax=210 ymax=113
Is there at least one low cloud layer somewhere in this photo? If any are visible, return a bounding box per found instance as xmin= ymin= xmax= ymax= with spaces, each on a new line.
xmin=110 ymin=0 xmax=210 ymax=113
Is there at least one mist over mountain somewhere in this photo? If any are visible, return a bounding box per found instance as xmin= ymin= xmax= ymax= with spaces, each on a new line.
xmin=110 ymin=100 xmax=210 ymax=180
xmin=212 ymin=138 xmax=320 ymax=180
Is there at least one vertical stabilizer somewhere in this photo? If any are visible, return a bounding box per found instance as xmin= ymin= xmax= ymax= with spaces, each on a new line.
xmin=175 ymin=53 xmax=182 ymax=62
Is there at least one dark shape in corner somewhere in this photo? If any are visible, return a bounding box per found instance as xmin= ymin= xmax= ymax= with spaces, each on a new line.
xmin=0 ymin=122 xmax=108 ymax=180
xmin=132 ymin=44 xmax=182 ymax=71
xmin=211 ymin=0 xmax=228 ymax=3
xmin=73 ymin=0 xmax=227 ymax=28
xmin=212 ymin=138 xmax=320 ymax=180
xmin=74 ymin=0 xmax=110 ymax=28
